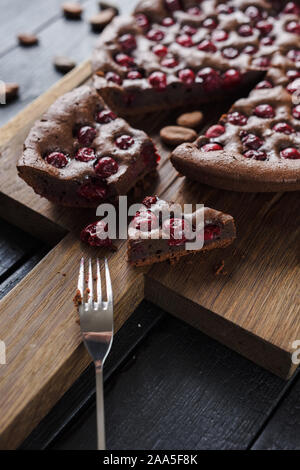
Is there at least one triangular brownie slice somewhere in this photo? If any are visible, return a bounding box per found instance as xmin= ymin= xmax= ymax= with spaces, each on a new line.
xmin=18 ymin=86 xmax=159 ymax=207
xmin=171 ymin=59 xmax=300 ymax=192
xmin=127 ymin=196 xmax=236 ymax=266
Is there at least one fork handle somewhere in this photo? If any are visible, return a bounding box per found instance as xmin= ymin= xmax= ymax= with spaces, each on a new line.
xmin=95 ymin=366 xmax=106 ymax=450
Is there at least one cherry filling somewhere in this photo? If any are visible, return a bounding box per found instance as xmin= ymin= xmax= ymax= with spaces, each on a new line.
xmin=286 ymin=79 xmax=300 ymax=94
xmin=178 ymin=68 xmax=195 ymax=84
xmin=255 ymin=80 xmax=273 ymax=89
xmin=252 ymin=56 xmax=270 ymax=68
xmin=77 ymin=126 xmax=97 ymax=146
xmin=260 ymin=36 xmax=274 ymax=46
xmin=95 ymin=109 xmax=117 ymax=124
xmin=141 ymin=143 xmax=160 ymax=165
xmin=241 ymin=133 xmax=263 ymax=149
xmin=222 ymin=47 xmax=239 ymax=59
xmin=243 ymin=45 xmax=258 ymax=55
xmin=205 ymin=124 xmax=225 ymax=138
xmin=94 ymin=156 xmax=119 ymax=178
xmin=127 ymin=71 xmax=142 ymax=79
xmin=78 ymin=181 xmax=108 ymax=201
xmin=197 ymin=67 xmax=222 ymax=92
xmin=245 ymin=6 xmax=261 ymax=20
xmin=133 ymin=210 xmax=158 ymax=231
xmin=198 ymin=40 xmax=217 ymax=52
xmin=119 ymin=33 xmax=137 ymax=52
xmin=142 ymin=196 xmax=158 ymax=208
xmin=227 ymin=112 xmax=248 ymax=125
xmin=283 ymin=2 xmax=300 ymax=14
xmin=217 ymin=4 xmax=234 ymax=14
xmin=238 ymin=24 xmax=253 ymax=37
xmin=201 ymin=143 xmax=223 ymax=151
xmin=287 ymin=49 xmax=300 ymax=62
xmin=80 ymin=221 xmax=112 ymax=248
xmin=280 ymin=148 xmax=300 ymax=159
xmin=45 ymin=151 xmax=68 ymax=168
xmin=165 ymin=0 xmax=181 ymax=12
xmin=162 ymin=17 xmax=175 ymax=27
xmin=106 ymin=71 xmax=123 ymax=85
xmin=256 ymin=20 xmax=273 ymax=35
xmin=204 ymin=224 xmax=221 ymax=241
xmin=273 ymin=122 xmax=295 ymax=134
xmin=115 ymin=53 xmax=135 ymax=68
xmin=292 ymin=105 xmax=300 ymax=119
xmin=286 ymin=70 xmax=300 ymax=80
xmin=147 ymin=29 xmax=165 ymax=42
xmin=203 ymin=18 xmax=218 ymax=30
xmin=135 ymin=13 xmax=150 ymax=31
xmin=181 ymin=25 xmax=197 ymax=36
xmin=176 ymin=34 xmax=194 ymax=47
xmin=212 ymin=30 xmax=229 ymax=41
xmin=115 ymin=135 xmax=134 ymax=149
xmin=285 ymin=21 xmax=300 ymax=35
xmin=254 ymin=104 xmax=275 ymax=118
xmin=187 ymin=6 xmax=201 ymax=16
xmin=243 ymin=150 xmax=267 ymax=160
xmin=223 ymin=69 xmax=241 ymax=87
xmin=75 ymin=147 xmax=96 ymax=162
xmin=161 ymin=57 xmax=179 ymax=68
xmin=148 ymin=71 xmax=167 ymax=90
xmin=152 ymin=44 xmax=168 ymax=57
xmin=162 ymin=218 xmax=192 ymax=247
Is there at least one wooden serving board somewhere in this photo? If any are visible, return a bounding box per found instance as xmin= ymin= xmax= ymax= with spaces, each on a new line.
xmin=0 ymin=60 xmax=299 ymax=449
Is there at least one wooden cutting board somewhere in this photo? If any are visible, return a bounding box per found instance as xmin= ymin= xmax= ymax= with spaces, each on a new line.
xmin=0 ymin=60 xmax=299 ymax=449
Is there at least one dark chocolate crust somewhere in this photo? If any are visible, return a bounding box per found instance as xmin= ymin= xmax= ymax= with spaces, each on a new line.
xmin=18 ymin=86 xmax=158 ymax=207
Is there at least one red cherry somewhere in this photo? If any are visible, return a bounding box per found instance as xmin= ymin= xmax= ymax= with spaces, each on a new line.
xmin=238 ymin=25 xmax=253 ymax=37
xmin=115 ymin=135 xmax=134 ymax=149
xmin=281 ymin=147 xmax=300 ymax=159
xmin=149 ymin=71 xmax=167 ymax=90
xmin=283 ymin=2 xmax=300 ymax=14
xmin=147 ymin=29 xmax=165 ymax=41
xmin=260 ymin=36 xmax=274 ymax=46
xmin=152 ymin=44 xmax=168 ymax=57
xmin=205 ymin=124 xmax=225 ymax=138
xmin=78 ymin=181 xmax=107 ymax=201
xmin=127 ymin=70 xmax=142 ymax=79
xmin=96 ymin=109 xmax=117 ymax=124
xmin=286 ymin=78 xmax=300 ymax=93
xmin=254 ymin=104 xmax=275 ymax=118
xmin=252 ymin=56 xmax=271 ymax=68
xmin=178 ymin=68 xmax=195 ymax=84
xmin=286 ymin=70 xmax=300 ymax=80
xmin=75 ymin=147 xmax=96 ymax=162
xmin=198 ymin=40 xmax=217 ymax=52
xmin=203 ymin=18 xmax=218 ymax=30
xmin=204 ymin=224 xmax=221 ymax=241
xmin=222 ymin=47 xmax=239 ymax=59
xmin=142 ymin=196 xmax=158 ymax=208
xmin=78 ymin=126 xmax=97 ymax=146
xmin=256 ymin=20 xmax=273 ymax=35
xmin=212 ymin=30 xmax=228 ymax=41
xmin=255 ymin=80 xmax=273 ymax=89
xmin=115 ymin=53 xmax=135 ymax=68
xmin=187 ymin=6 xmax=201 ymax=16
xmin=165 ymin=0 xmax=181 ymax=12
xmin=227 ymin=112 xmax=248 ymax=125
xmin=217 ymin=4 xmax=234 ymax=14
xmin=162 ymin=218 xmax=192 ymax=246
xmin=162 ymin=17 xmax=175 ymax=27
xmin=243 ymin=45 xmax=258 ymax=55
xmin=200 ymin=143 xmax=223 ymax=151
xmin=292 ymin=105 xmax=300 ymax=119
xmin=141 ymin=143 xmax=161 ymax=165
xmin=245 ymin=6 xmax=261 ymax=20
xmin=45 ymin=151 xmax=68 ymax=168
xmin=243 ymin=150 xmax=267 ymax=160
xmin=287 ymin=49 xmax=300 ymax=63
xmin=241 ymin=133 xmax=263 ymax=149
xmin=106 ymin=71 xmax=123 ymax=85
xmin=285 ymin=21 xmax=300 ymax=35
xmin=181 ymin=25 xmax=197 ymax=36
xmin=280 ymin=147 xmax=300 ymax=160
xmin=197 ymin=67 xmax=222 ymax=92
xmin=135 ymin=13 xmax=150 ymax=31
xmin=176 ymin=34 xmax=194 ymax=47
xmin=161 ymin=57 xmax=178 ymax=68
xmin=119 ymin=34 xmax=137 ymax=52
xmin=223 ymin=69 xmax=241 ymax=87
xmin=133 ymin=210 xmax=158 ymax=231
xmin=273 ymin=123 xmax=294 ymax=134
xmin=80 ymin=221 xmax=112 ymax=248
xmin=94 ymin=156 xmax=119 ymax=178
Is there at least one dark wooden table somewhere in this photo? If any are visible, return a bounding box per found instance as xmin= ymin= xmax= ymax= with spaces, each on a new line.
xmin=1 ymin=0 xmax=300 ymax=450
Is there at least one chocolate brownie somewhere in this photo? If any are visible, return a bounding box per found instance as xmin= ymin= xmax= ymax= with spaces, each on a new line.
xmin=127 ymin=196 xmax=236 ymax=266
xmin=18 ymin=86 xmax=159 ymax=207
xmin=92 ymin=0 xmax=299 ymax=116
xmin=171 ymin=58 xmax=300 ymax=192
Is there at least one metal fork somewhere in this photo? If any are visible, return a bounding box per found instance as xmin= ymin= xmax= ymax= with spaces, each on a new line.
xmin=77 ymin=257 xmax=114 ymax=450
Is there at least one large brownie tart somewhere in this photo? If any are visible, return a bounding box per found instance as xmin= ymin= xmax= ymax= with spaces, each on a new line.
xmin=127 ymin=196 xmax=236 ymax=266
xmin=18 ymin=86 xmax=159 ymax=207
xmin=171 ymin=60 xmax=300 ymax=192
xmin=92 ymin=0 xmax=299 ymax=116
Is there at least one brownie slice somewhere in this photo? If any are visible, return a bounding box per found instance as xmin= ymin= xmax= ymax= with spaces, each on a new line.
xmin=127 ymin=196 xmax=236 ymax=266
xmin=92 ymin=0 xmax=299 ymax=116
xmin=18 ymin=86 xmax=159 ymax=207
xmin=171 ymin=58 xmax=300 ymax=192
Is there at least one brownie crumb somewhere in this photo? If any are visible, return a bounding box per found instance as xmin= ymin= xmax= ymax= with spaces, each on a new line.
xmin=73 ymin=289 xmax=82 ymax=306
xmin=53 ymin=55 xmax=76 ymax=74
xmin=62 ymin=2 xmax=83 ymax=19
xmin=17 ymin=33 xmax=39 ymax=47
xmin=214 ymin=260 xmax=227 ymax=276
